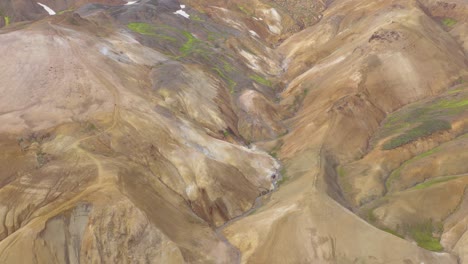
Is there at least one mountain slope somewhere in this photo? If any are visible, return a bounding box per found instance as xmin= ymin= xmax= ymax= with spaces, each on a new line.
xmin=0 ymin=0 xmax=467 ymax=263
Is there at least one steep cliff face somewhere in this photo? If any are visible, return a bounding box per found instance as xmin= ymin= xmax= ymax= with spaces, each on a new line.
xmin=0 ymin=0 xmax=467 ymax=263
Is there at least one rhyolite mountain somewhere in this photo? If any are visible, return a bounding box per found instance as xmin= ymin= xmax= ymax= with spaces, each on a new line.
xmin=0 ymin=0 xmax=467 ymax=263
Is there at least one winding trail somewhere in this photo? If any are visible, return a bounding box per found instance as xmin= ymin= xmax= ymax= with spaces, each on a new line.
xmin=49 ymin=22 xmax=121 ymax=153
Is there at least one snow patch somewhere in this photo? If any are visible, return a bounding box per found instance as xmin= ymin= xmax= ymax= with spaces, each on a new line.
xmin=99 ymin=46 xmax=109 ymax=56
xmin=239 ymin=50 xmax=262 ymax=72
xmin=174 ymin=4 xmax=190 ymax=19
xmin=174 ymin=10 xmax=190 ymax=18
xmin=260 ymin=8 xmax=282 ymax=34
xmin=249 ymin=30 xmax=259 ymax=38
xmin=268 ymin=25 xmax=281 ymax=35
xmin=186 ymin=184 xmax=198 ymax=200
xmin=269 ymin=8 xmax=281 ymax=21
xmin=125 ymin=1 xmax=138 ymax=5
xmin=37 ymin=2 xmax=56 ymax=15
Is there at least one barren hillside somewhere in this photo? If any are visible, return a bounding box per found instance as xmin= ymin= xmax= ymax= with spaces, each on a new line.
xmin=0 ymin=0 xmax=467 ymax=263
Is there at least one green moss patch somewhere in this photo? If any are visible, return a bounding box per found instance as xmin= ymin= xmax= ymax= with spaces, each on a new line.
xmin=382 ymin=227 xmax=404 ymax=239
xmin=276 ymin=175 xmax=289 ymax=186
xmin=408 ymin=221 xmax=443 ymax=251
xmin=337 ymin=166 xmax=346 ymax=178
xmin=128 ymin=22 xmax=155 ymax=35
xmin=386 ymin=166 xmax=402 ymax=191
xmin=373 ymin=85 xmax=467 ymax=148
xmin=127 ymin=22 xmax=177 ymax=41
xmin=448 ymin=88 xmax=465 ymax=94
xmin=413 ymin=176 xmax=458 ymax=190
xmin=382 ymin=119 xmax=451 ymax=150
xmin=276 ymin=167 xmax=289 ymax=186
xmin=431 ymin=98 xmax=468 ymax=109
xmin=441 ymin=18 xmax=457 ymax=27
xmin=58 ymin=8 xmax=74 ymax=15
xmin=212 ymin=67 xmax=237 ymax=93
xmin=237 ymin=5 xmax=253 ymax=16
xmin=190 ymin=15 xmax=204 ymax=22
xmin=180 ymin=31 xmax=201 ymax=56
xmin=126 ymin=22 xmax=251 ymax=95
xmin=385 ymin=140 xmax=457 ymax=190
xmin=367 ymin=209 xmax=377 ymax=223
xmin=250 ymin=74 xmax=272 ymax=87
xmin=4 ymin=16 xmax=9 ymax=26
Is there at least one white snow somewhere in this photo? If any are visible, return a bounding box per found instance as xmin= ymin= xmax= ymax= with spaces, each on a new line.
xmin=260 ymin=8 xmax=282 ymax=34
xmin=174 ymin=10 xmax=190 ymax=18
xmin=99 ymin=46 xmax=109 ymax=56
xmin=249 ymin=30 xmax=259 ymax=37
xmin=37 ymin=2 xmax=56 ymax=15
xmin=125 ymin=1 xmax=137 ymax=5
xmin=267 ymin=24 xmax=281 ymax=35
xmin=185 ymin=184 xmax=198 ymax=200
xmin=174 ymin=4 xmax=190 ymax=19
xmin=239 ymin=50 xmax=262 ymax=71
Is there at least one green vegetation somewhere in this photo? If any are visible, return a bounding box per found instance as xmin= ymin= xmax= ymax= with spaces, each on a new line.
xmin=415 ymin=147 xmax=440 ymax=159
xmin=408 ymin=221 xmax=443 ymax=251
xmin=414 ymin=176 xmax=458 ymax=190
xmin=84 ymin=122 xmax=97 ymax=132
xmin=386 ymin=167 xmax=402 ymax=190
xmin=276 ymin=175 xmax=289 ymax=186
xmin=4 ymin=16 xmax=9 ymax=26
xmin=431 ymin=98 xmax=468 ymax=109
xmin=337 ymin=165 xmax=354 ymax=194
xmin=382 ymin=119 xmax=451 ymax=150
xmin=268 ymin=140 xmax=283 ymax=159
xmin=237 ymin=5 xmax=253 ymax=16
xmin=222 ymin=129 xmax=236 ymax=138
xmin=382 ymin=227 xmax=404 ymax=239
xmin=385 ymin=146 xmax=442 ymax=190
xmin=453 ymin=77 xmax=465 ymax=85
xmin=127 ymin=22 xmax=177 ymax=41
xmin=212 ymin=67 xmax=237 ymax=93
xmin=36 ymin=150 xmax=48 ymax=167
xmin=448 ymin=88 xmax=465 ymax=94
xmin=180 ymin=31 xmax=198 ymax=55
xmin=127 ymin=22 xmax=155 ymax=35
xmin=288 ymin=89 xmax=310 ymax=112
xmin=58 ymin=8 xmax=74 ymax=15
xmin=367 ymin=209 xmax=377 ymax=223
xmin=128 ymin=22 xmax=213 ymax=58
xmin=337 ymin=166 xmax=346 ymax=178
xmin=373 ymin=84 xmax=467 ymax=148
xmin=206 ymin=31 xmax=227 ymax=42
xmin=250 ymin=74 xmax=272 ymax=87
xmin=207 ymin=32 xmax=217 ymax=42
xmin=276 ymin=167 xmax=289 ymax=186
xmin=223 ymin=61 xmax=234 ymax=72
xmin=441 ymin=18 xmax=457 ymax=27
xmin=190 ymin=15 xmax=204 ymax=22
xmin=372 ymin=220 xmax=445 ymax=251
xmin=125 ymin=22 xmax=247 ymax=96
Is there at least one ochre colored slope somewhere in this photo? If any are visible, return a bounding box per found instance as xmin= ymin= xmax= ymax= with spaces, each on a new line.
xmin=0 ymin=0 xmax=467 ymax=263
